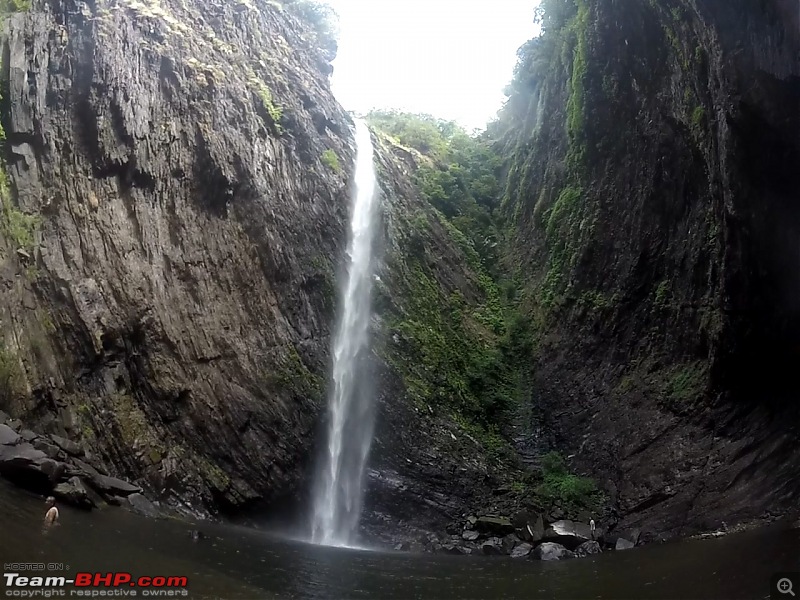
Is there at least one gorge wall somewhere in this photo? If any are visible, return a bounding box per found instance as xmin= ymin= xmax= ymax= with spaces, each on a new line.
xmin=0 ymin=0 xmax=357 ymax=514
xmin=494 ymin=0 xmax=800 ymax=538
xmin=1 ymin=0 xmax=798 ymax=549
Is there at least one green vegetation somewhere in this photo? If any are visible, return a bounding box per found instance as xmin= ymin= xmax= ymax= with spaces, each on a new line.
xmin=0 ymin=345 xmax=23 ymax=405
xmin=536 ymin=451 xmax=601 ymax=510
xmin=384 ymin=246 xmax=533 ymax=433
xmin=366 ymin=111 xmax=534 ymax=435
xmin=0 ymin=0 xmax=30 ymax=14
xmin=545 ymin=185 xmax=582 ymax=240
xmin=265 ymin=345 xmax=323 ymax=401
xmin=565 ymin=0 xmax=590 ymax=170
xmin=691 ymin=105 xmax=705 ymax=129
xmin=654 ymin=280 xmax=670 ymax=308
xmin=250 ymin=80 xmax=282 ymax=133
xmin=664 ymin=362 xmax=707 ymax=404
xmin=367 ymin=110 xmax=503 ymax=273
xmin=0 ymin=163 xmax=39 ymax=252
xmin=321 ymin=149 xmax=340 ymax=172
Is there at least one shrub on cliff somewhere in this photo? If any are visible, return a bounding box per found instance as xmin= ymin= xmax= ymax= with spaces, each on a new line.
xmin=536 ymin=451 xmax=600 ymax=509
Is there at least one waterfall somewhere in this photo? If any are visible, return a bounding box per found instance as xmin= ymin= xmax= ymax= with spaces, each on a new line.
xmin=310 ymin=120 xmax=379 ymax=547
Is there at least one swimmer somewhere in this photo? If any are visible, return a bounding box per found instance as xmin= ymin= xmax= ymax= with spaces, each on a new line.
xmin=44 ymin=496 xmax=59 ymax=526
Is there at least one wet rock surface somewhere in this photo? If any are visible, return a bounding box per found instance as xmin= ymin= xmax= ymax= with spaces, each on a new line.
xmin=533 ymin=542 xmax=575 ymax=561
xmin=575 ymin=540 xmax=602 ymax=557
xmin=0 ymin=412 xmax=146 ymax=510
xmin=493 ymin=0 xmax=800 ymax=541
xmin=542 ymin=520 xmax=594 ymax=550
xmin=0 ymin=0 xmax=353 ymax=516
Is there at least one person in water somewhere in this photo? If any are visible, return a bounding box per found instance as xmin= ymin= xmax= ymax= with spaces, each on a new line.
xmin=44 ymin=496 xmax=59 ymax=527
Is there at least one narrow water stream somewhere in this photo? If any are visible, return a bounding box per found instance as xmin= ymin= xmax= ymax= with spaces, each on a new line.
xmin=1 ymin=481 xmax=797 ymax=599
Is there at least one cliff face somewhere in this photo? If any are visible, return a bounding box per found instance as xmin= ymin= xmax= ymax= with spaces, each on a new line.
xmin=496 ymin=0 xmax=800 ymax=538
xmin=0 ymin=0 xmax=356 ymax=513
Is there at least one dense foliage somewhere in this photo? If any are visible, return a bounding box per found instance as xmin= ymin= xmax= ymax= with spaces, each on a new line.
xmin=536 ymin=451 xmax=601 ymax=510
xmin=367 ymin=110 xmax=504 ymax=273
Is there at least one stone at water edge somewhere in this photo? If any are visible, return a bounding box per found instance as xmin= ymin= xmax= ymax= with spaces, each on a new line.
xmin=510 ymin=542 xmax=533 ymax=558
xmin=532 ymin=542 xmax=575 ymax=561
xmin=615 ymin=537 xmax=635 ymax=550
xmin=501 ymin=534 xmax=518 ymax=554
xmin=462 ymin=529 xmax=480 ymax=541
xmin=53 ymin=476 xmax=96 ymax=509
xmin=481 ymin=537 xmax=504 ymax=555
xmin=532 ymin=514 xmax=545 ymax=542
xmin=474 ymin=516 xmax=515 ymax=536
xmin=575 ymin=540 xmax=602 ymax=557
xmin=127 ymin=493 xmax=160 ymax=518
xmin=542 ymin=519 xmax=593 ymax=550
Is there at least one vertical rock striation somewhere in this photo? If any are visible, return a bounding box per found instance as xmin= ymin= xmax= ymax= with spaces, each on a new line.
xmin=495 ymin=0 xmax=800 ymax=538
xmin=0 ymin=0 xmax=354 ymax=513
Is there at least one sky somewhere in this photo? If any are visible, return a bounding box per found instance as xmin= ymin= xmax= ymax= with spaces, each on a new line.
xmin=326 ymin=0 xmax=541 ymax=132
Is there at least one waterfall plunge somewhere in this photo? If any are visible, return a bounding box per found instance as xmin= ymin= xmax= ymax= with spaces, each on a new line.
xmin=310 ymin=120 xmax=379 ymax=547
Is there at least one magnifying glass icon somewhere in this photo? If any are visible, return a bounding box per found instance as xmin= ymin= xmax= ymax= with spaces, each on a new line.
xmin=778 ymin=578 xmax=796 ymax=596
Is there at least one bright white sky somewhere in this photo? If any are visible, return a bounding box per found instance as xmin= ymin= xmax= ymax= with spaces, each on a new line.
xmin=327 ymin=0 xmax=541 ymax=132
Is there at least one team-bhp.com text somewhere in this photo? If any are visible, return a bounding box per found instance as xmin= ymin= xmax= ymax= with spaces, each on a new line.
xmin=3 ymin=573 xmax=189 ymax=597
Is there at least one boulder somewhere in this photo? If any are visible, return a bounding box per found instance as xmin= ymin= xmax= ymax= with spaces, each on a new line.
xmin=19 ymin=429 xmax=38 ymax=442
xmin=481 ymin=537 xmax=504 ymax=555
xmin=615 ymin=537 xmax=635 ymax=550
xmin=0 ymin=424 xmax=21 ymax=446
xmin=542 ymin=519 xmax=593 ymax=550
xmin=510 ymin=542 xmax=533 ymax=558
xmin=0 ymin=443 xmax=49 ymax=472
xmin=532 ymin=542 xmax=575 ymax=561
xmin=531 ymin=514 xmax=545 ymax=542
xmin=126 ymin=493 xmax=159 ymax=518
xmin=575 ymin=540 xmax=602 ymax=557
xmin=474 ymin=516 xmax=515 ymax=537
xmin=501 ymin=534 xmax=518 ymax=554
xmin=38 ymin=458 xmax=67 ymax=483
xmin=461 ymin=529 xmax=480 ymax=541
xmin=53 ymin=476 xmax=96 ymax=509
xmin=32 ymin=438 xmax=61 ymax=459
xmin=91 ymin=474 xmax=141 ymax=496
xmin=0 ymin=443 xmax=70 ymax=488
xmin=50 ymin=435 xmax=84 ymax=457
xmin=465 ymin=515 xmax=478 ymax=529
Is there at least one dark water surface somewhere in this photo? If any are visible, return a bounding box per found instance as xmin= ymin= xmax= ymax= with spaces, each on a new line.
xmin=1 ymin=480 xmax=797 ymax=599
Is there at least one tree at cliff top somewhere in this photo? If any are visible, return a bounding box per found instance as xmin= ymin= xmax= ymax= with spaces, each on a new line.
xmin=366 ymin=110 xmax=504 ymax=275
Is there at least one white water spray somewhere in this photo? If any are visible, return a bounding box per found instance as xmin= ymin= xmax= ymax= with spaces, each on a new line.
xmin=310 ymin=120 xmax=379 ymax=547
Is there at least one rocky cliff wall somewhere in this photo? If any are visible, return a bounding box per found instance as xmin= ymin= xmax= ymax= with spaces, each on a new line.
xmin=0 ymin=0 xmax=355 ymax=514
xmin=495 ymin=0 xmax=800 ymax=539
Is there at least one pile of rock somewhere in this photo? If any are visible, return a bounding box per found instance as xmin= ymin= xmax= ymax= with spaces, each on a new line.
xmin=429 ymin=514 xmax=638 ymax=561
xmin=0 ymin=412 xmax=158 ymax=517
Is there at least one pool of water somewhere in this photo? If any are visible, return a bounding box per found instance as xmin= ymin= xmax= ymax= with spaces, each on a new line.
xmin=0 ymin=480 xmax=797 ymax=599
